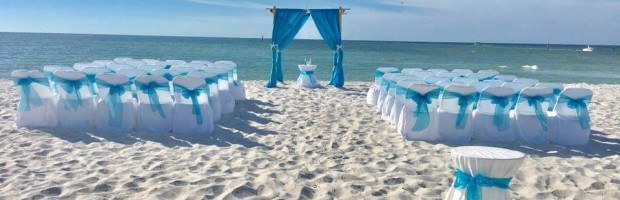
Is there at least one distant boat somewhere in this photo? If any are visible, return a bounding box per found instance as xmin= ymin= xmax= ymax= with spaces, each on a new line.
xmin=582 ymin=45 xmax=593 ymax=52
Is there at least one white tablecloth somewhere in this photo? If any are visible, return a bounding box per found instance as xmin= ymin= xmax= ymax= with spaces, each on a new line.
xmin=297 ymin=64 xmax=320 ymax=88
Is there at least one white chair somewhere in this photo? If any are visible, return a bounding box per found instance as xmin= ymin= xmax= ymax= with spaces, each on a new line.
xmin=367 ymin=67 xmax=399 ymax=105
xmin=427 ymin=68 xmax=448 ymax=75
xmin=513 ymin=78 xmax=539 ymax=85
xmin=137 ymin=64 xmax=167 ymax=72
xmin=452 ymin=77 xmax=478 ymax=85
xmin=169 ymin=66 xmax=195 ymax=75
xmin=177 ymin=63 xmax=207 ymax=71
xmin=165 ymin=60 xmax=187 ymax=66
xmin=478 ymin=69 xmax=500 ymax=76
xmin=424 ymin=76 xmax=451 ymax=84
xmin=390 ymin=80 xmax=427 ymax=125
xmin=43 ymin=65 xmax=74 ymax=94
xmin=376 ymin=73 xmax=400 ymax=114
xmin=211 ymin=63 xmax=238 ymax=100
xmin=151 ymin=69 xmax=183 ymax=93
xmin=398 ymin=84 xmax=441 ymax=141
xmin=172 ymin=76 xmax=214 ymax=135
xmin=548 ymin=88 xmax=593 ymax=146
xmin=53 ymin=71 xmax=96 ymax=129
xmin=73 ymin=62 xmax=101 ymax=71
xmin=501 ymin=82 xmax=534 ymax=109
xmin=188 ymin=71 xmax=223 ymax=122
xmin=451 ymin=69 xmax=474 ymax=77
xmin=113 ymin=57 xmax=132 ymax=63
xmin=215 ymin=61 xmax=245 ymax=101
xmin=437 ymin=85 xmax=477 ymax=143
xmin=535 ymin=82 xmax=564 ymax=112
xmin=12 ymin=70 xmax=57 ymax=128
xmin=93 ymin=60 xmax=115 ymax=66
xmin=446 ymin=146 xmax=525 ymax=200
xmin=116 ymin=68 xmax=149 ymax=94
xmin=382 ymin=75 xmax=419 ymax=120
xmin=400 ymin=68 xmax=423 ymax=74
xmin=191 ymin=60 xmax=213 ymax=67
xmin=135 ymin=75 xmax=173 ymax=133
xmin=494 ymin=75 xmax=517 ymax=82
xmin=95 ymin=74 xmax=136 ymax=132
xmin=466 ymin=73 xmax=495 ymax=81
xmin=436 ymin=72 xmax=460 ymax=80
xmin=124 ymin=59 xmax=147 ymax=67
xmin=514 ymin=87 xmax=553 ymax=144
xmin=81 ymin=67 xmax=112 ymax=95
xmin=410 ymin=71 xmax=436 ymax=79
xmin=205 ymin=67 xmax=235 ymax=114
xmin=106 ymin=63 xmax=132 ymax=73
xmin=473 ymin=87 xmax=516 ymax=143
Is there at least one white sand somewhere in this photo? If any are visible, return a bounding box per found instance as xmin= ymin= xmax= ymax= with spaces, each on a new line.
xmin=0 ymin=80 xmax=618 ymax=199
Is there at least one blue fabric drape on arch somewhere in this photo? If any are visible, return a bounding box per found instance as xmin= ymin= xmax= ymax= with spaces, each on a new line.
xmin=265 ymin=9 xmax=310 ymax=88
xmin=311 ymin=9 xmax=344 ymax=87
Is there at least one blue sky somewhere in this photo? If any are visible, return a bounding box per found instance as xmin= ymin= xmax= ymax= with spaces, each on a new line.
xmin=0 ymin=0 xmax=618 ymax=44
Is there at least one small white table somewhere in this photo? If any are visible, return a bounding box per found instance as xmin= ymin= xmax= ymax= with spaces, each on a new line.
xmin=297 ymin=64 xmax=320 ymax=88
xmin=446 ymin=146 xmax=525 ymax=200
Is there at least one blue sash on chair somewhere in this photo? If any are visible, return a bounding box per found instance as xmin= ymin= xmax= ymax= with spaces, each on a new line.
xmin=517 ymin=93 xmax=552 ymax=131
xmin=173 ymin=84 xmax=209 ymax=125
xmin=136 ymin=81 xmax=170 ymax=118
xmin=406 ymin=88 xmax=440 ymax=131
xmin=442 ymin=91 xmax=476 ymax=129
xmin=557 ymin=95 xmax=592 ymax=130
xmin=96 ymin=80 xmax=130 ymax=127
xmin=479 ymin=93 xmax=512 ymax=131
xmin=54 ymin=77 xmax=89 ymax=112
xmin=13 ymin=77 xmax=49 ymax=111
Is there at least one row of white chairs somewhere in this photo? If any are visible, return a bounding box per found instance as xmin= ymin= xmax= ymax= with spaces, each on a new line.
xmin=12 ymin=67 xmax=246 ymax=134
xmin=367 ymin=67 xmax=593 ymax=146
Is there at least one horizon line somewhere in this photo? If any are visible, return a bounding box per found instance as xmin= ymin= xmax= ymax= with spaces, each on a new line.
xmin=0 ymin=31 xmax=614 ymax=46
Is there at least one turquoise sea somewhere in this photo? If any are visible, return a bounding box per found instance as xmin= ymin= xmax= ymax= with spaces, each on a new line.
xmin=1 ymin=32 xmax=619 ymax=84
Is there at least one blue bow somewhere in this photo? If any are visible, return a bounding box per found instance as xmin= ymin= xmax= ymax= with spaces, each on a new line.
xmin=300 ymin=70 xmax=318 ymax=86
xmin=548 ymin=88 xmax=562 ymax=111
xmin=443 ymin=91 xmax=476 ymax=129
xmin=85 ymin=74 xmax=98 ymax=95
xmin=136 ymin=81 xmax=169 ymax=118
xmin=55 ymin=77 xmax=88 ymax=112
xmin=97 ymin=81 xmax=130 ymax=127
xmin=375 ymin=70 xmax=385 ymax=78
xmin=174 ymin=85 xmax=208 ymax=125
xmin=13 ymin=77 xmax=48 ymax=111
xmin=479 ymin=93 xmax=512 ymax=131
xmin=453 ymin=169 xmax=512 ymax=200
xmin=162 ymin=73 xmax=175 ymax=81
xmin=406 ymin=89 xmax=440 ymax=131
xmin=519 ymin=94 xmax=551 ymax=131
xmin=558 ymin=95 xmax=591 ymax=130
xmin=44 ymin=72 xmax=58 ymax=94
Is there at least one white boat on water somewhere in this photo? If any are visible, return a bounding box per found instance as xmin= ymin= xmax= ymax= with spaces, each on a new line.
xmin=582 ymin=45 xmax=593 ymax=52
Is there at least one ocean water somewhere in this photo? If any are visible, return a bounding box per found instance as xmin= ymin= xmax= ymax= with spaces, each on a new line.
xmin=1 ymin=32 xmax=619 ymax=84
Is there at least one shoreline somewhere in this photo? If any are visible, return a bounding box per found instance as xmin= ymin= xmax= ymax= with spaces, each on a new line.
xmin=0 ymin=80 xmax=618 ymax=199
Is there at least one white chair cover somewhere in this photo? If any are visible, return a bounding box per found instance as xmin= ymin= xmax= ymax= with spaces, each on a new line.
xmin=513 ymin=78 xmax=539 ymax=85
xmin=135 ymin=75 xmax=174 ymax=133
xmin=389 ymin=80 xmax=427 ymax=125
xmin=376 ymin=73 xmax=400 ymax=113
xmin=494 ymin=75 xmax=517 ymax=82
xmin=137 ymin=64 xmax=166 ymax=72
xmin=452 ymin=77 xmax=478 ymax=85
xmin=473 ymin=87 xmax=517 ymax=143
xmin=116 ymin=68 xmax=149 ymax=95
xmin=53 ymin=71 xmax=96 ymax=129
xmin=213 ymin=61 xmax=245 ymax=100
xmin=535 ymin=82 xmax=564 ymax=112
xmin=43 ymin=65 xmax=74 ymax=95
xmin=367 ymin=67 xmax=398 ymax=105
xmin=436 ymin=72 xmax=461 ymax=80
xmin=514 ymin=87 xmax=553 ymax=144
xmin=477 ymin=69 xmax=500 ymax=76
xmin=437 ymin=81 xmax=466 ymax=88
xmin=93 ymin=60 xmax=115 ymax=67
xmin=446 ymin=146 xmax=525 ymax=200
xmin=141 ymin=59 xmax=161 ymax=65
xmin=410 ymin=71 xmax=436 ymax=79
xmin=123 ymin=59 xmax=147 ymax=67
xmin=12 ymin=70 xmax=57 ymax=128
xmin=501 ymin=82 xmax=535 ymax=109
xmin=169 ymin=66 xmax=196 ymax=75
xmin=398 ymin=84 xmax=441 ymax=141
xmin=548 ymin=88 xmax=593 ymax=146
xmin=172 ymin=76 xmax=214 ymax=135
xmin=206 ymin=67 xmax=234 ymax=114
xmin=113 ymin=57 xmax=132 ymax=63
xmin=466 ymin=73 xmax=495 ymax=81
xmin=296 ymin=64 xmax=320 ymax=89
xmin=106 ymin=63 xmax=132 ymax=73
xmin=437 ymin=85 xmax=477 ymax=143
xmin=424 ymin=76 xmax=451 ymax=84
xmin=382 ymin=75 xmax=419 ymax=120
xmin=150 ymin=69 xmax=183 ymax=93
xmin=95 ymin=74 xmax=136 ymax=132
xmin=73 ymin=62 xmax=102 ymax=71
xmin=400 ymin=68 xmax=423 ymax=74
xmin=427 ymin=68 xmax=449 ymax=75
xmin=482 ymin=80 xmax=506 ymax=87
xmin=191 ymin=60 xmax=213 ymax=67
xmin=165 ymin=60 xmax=187 ymax=66
xmin=451 ymin=69 xmax=474 ymax=77
xmin=81 ymin=67 xmax=112 ymax=95
xmin=188 ymin=71 xmax=223 ymax=122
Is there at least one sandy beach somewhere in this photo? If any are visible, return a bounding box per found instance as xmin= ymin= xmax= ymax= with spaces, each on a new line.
xmin=0 ymin=80 xmax=618 ymax=199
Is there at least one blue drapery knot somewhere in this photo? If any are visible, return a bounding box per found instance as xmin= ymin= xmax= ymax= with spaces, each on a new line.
xmin=406 ymin=89 xmax=440 ymax=131
xmin=333 ymin=44 xmax=343 ymax=54
xmin=519 ymin=94 xmax=551 ymax=131
xmin=137 ymin=81 xmax=169 ymax=118
xmin=174 ymin=85 xmax=208 ymax=125
xmin=480 ymin=93 xmax=512 ymax=131
xmin=453 ymin=169 xmax=512 ymax=200
xmin=55 ymin=77 xmax=87 ymax=112
xmin=558 ymin=95 xmax=591 ymax=130
xmin=443 ymin=91 xmax=476 ymax=129
xmin=305 ymin=8 xmax=311 ymax=14
xmin=97 ymin=81 xmax=129 ymax=127
xmin=548 ymin=88 xmax=562 ymax=111
xmin=14 ymin=77 xmax=48 ymax=111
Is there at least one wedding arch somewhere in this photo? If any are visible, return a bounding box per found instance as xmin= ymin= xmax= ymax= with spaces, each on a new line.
xmin=265 ymin=7 xmax=348 ymax=88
